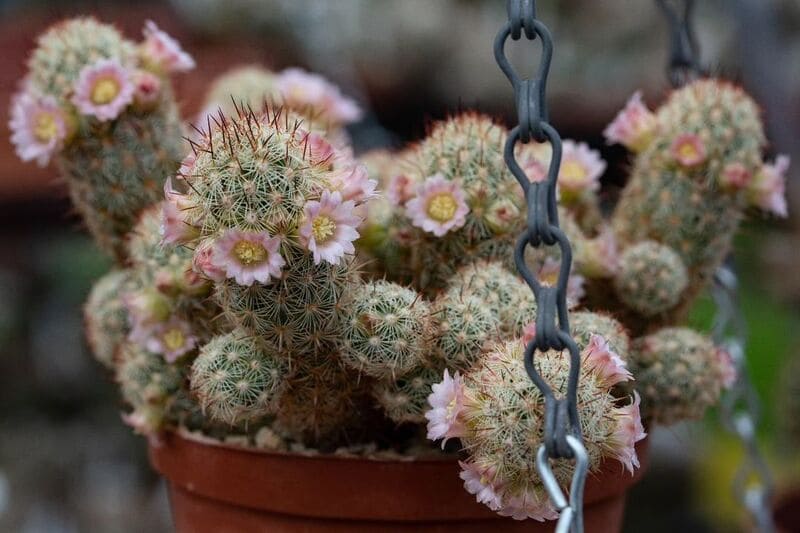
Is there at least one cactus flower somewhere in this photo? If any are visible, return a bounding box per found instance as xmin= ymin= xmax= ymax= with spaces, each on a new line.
xmin=583 ymin=334 xmax=632 ymax=387
xmin=719 ymin=162 xmax=752 ymax=190
xmin=145 ymin=317 xmax=197 ymax=362
xmin=328 ymin=163 xmax=377 ymax=202
xmin=537 ymin=257 xmax=585 ymax=309
xmin=162 ymin=181 xmax=199 ymax=245
xmin=458 ymin=460 xmax=503 ymax=511
xmin=406 ymin=174 xmax=469 ymax=237
xmin=603 ymin=91 xmax=657 ymax=152
xmin=192 ymin=240 xmax=227 ymax=282
xmin=299 ymin=190 xmax=362 ymax=265
xmin=141 ymin=20 xmax=195 ymax=73
xmin=298 ymin=130 xmax=335 ymax=166
xmin=609 ymin=392 xmax=647 ymax=474
xmin=497 ymin=492 xmax=558 ymax=522
xmin=716 ymin=347 xmax=737 ymax=389
xmin=276 ymin=67 xmax=362 ymax=125
xmin=425 ymin=369 xmax=466 ymax=446
xmin=558 ymin=140 xmax=605 ymax=196
xmin=9 ymin=91 xmax=71 ymax=166
xmin=132 ymin=70 xmax=162 ymax=107
xmin=211 ymin=229 xmax=285 ymax=286
xmin=72 ymin=59 xmax=135 ymax=121
xmin=386 ymin=174 xmax=417 ymax=206
xmin=747 ymin=154 xmax=789 ymax=217
xmin=669 ymin=133 xmax=707 ymax=167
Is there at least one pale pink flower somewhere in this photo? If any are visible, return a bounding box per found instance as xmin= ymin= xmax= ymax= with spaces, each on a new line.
xmin=141 ymin=20 xmax=195 ymax=73
xmin=9 ymin=90 xmax=71 ymax=166
xmin=299 ymin=190 xmax=362 ymax=265
xmin=458 ymin=460 xmax=503 ymax=511
xmin=132 ymin=70 xmax=162 ymax=107
xmin=558 ymin=140 xmax=606 ymax=196
xmin=484 ymin=198 xmax=521 ymax=234
xmin=328 ymin=163 xmax=377 ymax=202
xmin=123 ymin=289 xmax=171 ymax=344
xmin=192 ymin=240 xmax=227 ymax=282
xmin=498 ymin=491 xmax=559 ymax=521
xmin=603 ymin=91 xmax=657 ymax=152
xmin=582 ymin=227 xmax=619 ymax=277
xmin=296 ymin=129 xmax=335 ymax=166
xmin=71 ymin=59 xmax=135 ymax=121
xmin=719 ymin=162 xmax=752 ymax=190
xmin=747 ymin=155 xmax=789 ymax=217
xmin=583 ymin=334 xmax=632 ymax=387
xmin=670 ymin=133 xmax=707 ymax=167
xmin=609 ymin=392 xmax=647 ymax=474
xmin=522 ymin=321 xmax=536 ymax=346
xmin=387 ymin=174 xmax=417 ymax=206
xmin=145 ymin=317 xmax=197 ymax=362
xmin=716 ymin=346 xmax=737 ymax=390
xmin=210 ymin=229 xmax=285 ymax=286
xmin=425 ymin=369 xmax=466 ymax=446
xmin=121 ymin=410 xmax=158 ymax=435
xmin=406 ymin=174 xmax=469 ymax=237
xmin=161 ymin=180 xmax=199 ymax=245
xmin=276 ymin=68 xmax=362 ymax=125
xmin=537 ymin=257 xmax=585 ymax=309
xmin=524 ymin=157 xmax=548 ymax=183
xmin=177 ymin=153 xmax=197 ymax=179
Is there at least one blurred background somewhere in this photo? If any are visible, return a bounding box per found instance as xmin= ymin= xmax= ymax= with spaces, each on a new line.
xmin=0 ymin=0 xmax=797 ymax=531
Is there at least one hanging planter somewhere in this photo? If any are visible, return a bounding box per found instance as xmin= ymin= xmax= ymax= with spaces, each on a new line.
xmin=7 ymin=2 xmax=789 ymax=532
xmin=148 ymin=430 xmax=649 ymax=532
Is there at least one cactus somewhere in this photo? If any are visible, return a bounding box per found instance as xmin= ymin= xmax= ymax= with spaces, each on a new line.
xmin=190 ymin=330 xmax=289 ymax=425
xmin=13 ymin=18 xmax=189 ymax=260
xmin=613 ymin=241 xmax=688 ymax=317
xmin=612 ymin=80 xmax=766 ymax=313
xmin=339 ymin=280 xmax=432 ymax=379
xmin=570 ymin=310 xmax=631 ymax=362
xmin=373 ymin=364 xmax=442 ymax=425
xmin=84 ymin=269 xmax=137 ymax=368
xmin=430 ymin=294 xmax=499 ymax=373
xmin=428 ymin=338 xmax=644 ymax=519
xmin=202 ymin=65 xmax=278 ymax=117
xmin=629 ymin=327 xmax=734 ymax=425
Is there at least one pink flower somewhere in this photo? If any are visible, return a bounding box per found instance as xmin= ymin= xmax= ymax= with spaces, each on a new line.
xmin=177 ymin=153 xmax=197 ymax=179
xmin=9 ymin=90 xmax=71 ymax=166
xmin=132 ymin=70 xmax=162 ymax=107
xmin=210 ymin=229 xmax=285 ymax=286
xmin=161 ymin=180 xmax=199 ymax=245
xmin=558 ymin=140 xmax=606 ymax=196
xmin=328 ymin=163 xmax=377 ymax=202
xmin=458 ymin=461 xmax=503 ymax=511
xmin=71 ymin=59 xmax=135 ymax=121
xmin=299 ymin=190 xmax=361 ymax=265
xmin=387 ymin=174 xmax=417 ymax=206
xmin=141 ymin=20 xmax=195 ymax=73
xmin=603 ymin=91 xmax=657 ymax=152
xmin=747 ymin=155 xmax=789 ymax=217
xmin=716 ymin=346 xmax=737 ymax=389
xmin=276 ymin=68 xmax=362 ymax=125
xmin=192 ymin=240 xmax=227 ymax=283
xmin=425 ymin=369 xmax=466 ymax=446
xmin=670 ymin=133 xmax=707 ymax=167
xmin=406 ymin=174 xmax=470 ymax=237
xmin=583 ymin=334 xmax=632 ymax=387
xmin=145 ymin=317 xmax=197 ymax=362
xmin=582 ymin=227 xmax=619 ymax=277
xmin=123 ymin=289 xmax=171 ymax=344
xmin=522 ymin=321 xmax=536 ymax=346
xmin=296 ymin=129 xmax=335 ymax=166
xmin=537 ymin=258 xmax=585 ymax=309
xmin=719 ymin=162 xmax=752 ymax=190
xmin=498 ymin=491 xmax=559 ymax=521
xmin=121 ymin=410 xmax=159 ymax=436
xmin=609 ymin=392 xmax=647 ymax=474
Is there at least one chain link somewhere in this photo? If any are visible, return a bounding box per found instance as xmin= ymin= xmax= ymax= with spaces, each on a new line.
xmin=655 ymin=2 xmax=776 ymax=529
xmin=495 ymin=2 xmax=587 ymax=531
xmin=712 ymin=265 xmax=776 ymax=533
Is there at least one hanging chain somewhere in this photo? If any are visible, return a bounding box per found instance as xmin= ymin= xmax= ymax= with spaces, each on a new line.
xmin=656 ymin=2 xmax=776 ymax=530
xmin=712 ymin=266 xmax=776 ymax=532
xmin=494 ymin=2 xmax=588 ymax=531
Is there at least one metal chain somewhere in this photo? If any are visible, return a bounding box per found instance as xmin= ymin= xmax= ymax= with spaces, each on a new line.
xmin=656 ymin=2 xmax=776 ymax=530
xmin=494 ymin=2 xmax=588 ymax=531
xmin=712 ymin=265 xmax=776 ymax=532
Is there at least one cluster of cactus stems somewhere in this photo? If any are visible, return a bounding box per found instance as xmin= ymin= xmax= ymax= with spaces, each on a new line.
xmin=11 ymin=17 xmax=790 ymax=522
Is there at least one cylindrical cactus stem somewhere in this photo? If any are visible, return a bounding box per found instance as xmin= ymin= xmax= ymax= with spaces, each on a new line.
xmin=14 ymin=18 xmax=190 ymax=261
xmin=430 ymin=294 xmax=499 ymax=373
xmin=612 ymin=79 xmax=766 ymax=315
xmin=84 ymin=268 xmax=137 ymax=369
xmin=190 ymin=330 xmax=289 ymax=426
xmin=613 ymin=240 xmax=688 ymax=318
xmin=373 ymin=364 xmax=442 ymax=425
xmin=628 ymin=327 xmax=735 ymax=425
xmin=339 ymin=280 xmax=432 ymax=379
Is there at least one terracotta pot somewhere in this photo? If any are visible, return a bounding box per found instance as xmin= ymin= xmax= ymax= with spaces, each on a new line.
xmin=149 ymin=431 xmax=649 ymax=532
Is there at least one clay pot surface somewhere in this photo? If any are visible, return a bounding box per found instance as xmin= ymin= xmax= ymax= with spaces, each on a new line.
xmin=149 ymin=430 xmax=649 ymax=532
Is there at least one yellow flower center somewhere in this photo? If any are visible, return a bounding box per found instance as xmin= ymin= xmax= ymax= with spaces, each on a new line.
xmin=91 ymin=77 xmax=121 ymax=105
xmin=312 ymin=215 xmax=337 ymax=243
xmin=234 ymin=240 xmax=268 ymax=265
xmin=676 ymin=142 xmax=699 ymax=162
xmin=560 ymin=160 xmax=587 ymax=182
xmin=33 ymin=112 xmax=58 ymax=142
xmin=427 ymin=193 xmax=458 ymax=223
xmin=162 ymin=328 xmax=185 ymax=351
xmin=446 ymin=396 xmax=458 ymax=418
